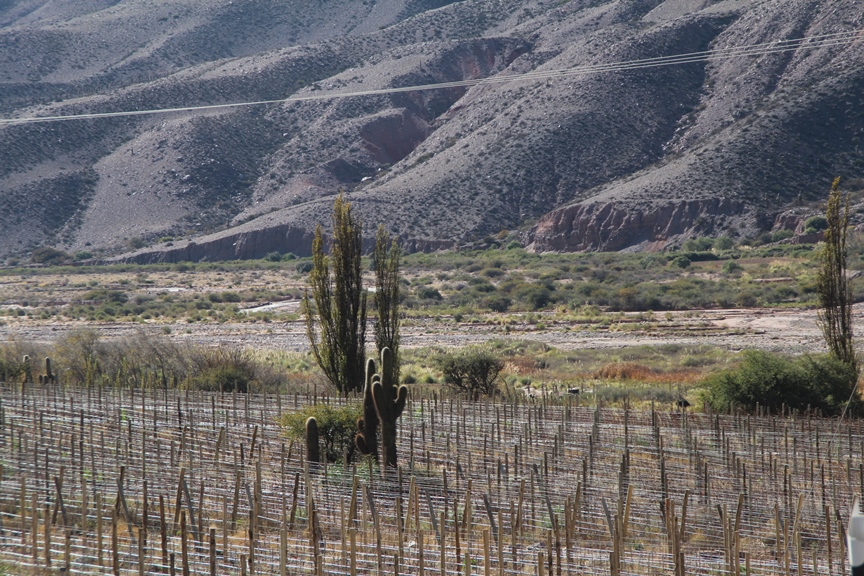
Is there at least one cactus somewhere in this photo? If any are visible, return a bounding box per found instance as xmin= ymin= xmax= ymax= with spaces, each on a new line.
xmin=44 ymin=357 xmax=54 ymax=384
xmin=355 ymin=358 xmax=379 ymax=460
xmin=306 ymin=417 xmax=320 ymax=463
xmin=22 ymin=355 xmax=33 ymax=385
xmin=371 ymin=347 xmax=407 ymax=468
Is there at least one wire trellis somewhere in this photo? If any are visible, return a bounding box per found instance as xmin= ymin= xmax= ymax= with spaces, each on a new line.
xmin=0 ymin=381 xmax=859 ymax=575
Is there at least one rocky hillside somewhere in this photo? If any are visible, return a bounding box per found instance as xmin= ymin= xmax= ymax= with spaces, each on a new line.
xmin=1 ymin=0 xmax=863 ymax=261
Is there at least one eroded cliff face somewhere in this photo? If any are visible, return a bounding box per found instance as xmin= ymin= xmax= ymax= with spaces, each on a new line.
xmin=119 ymin=220 xmax=455 ymax=263
xmin=118 ymin=223 xmax=315 ymax=264
xmin=527 ymin=198 xmax=747 ymax=252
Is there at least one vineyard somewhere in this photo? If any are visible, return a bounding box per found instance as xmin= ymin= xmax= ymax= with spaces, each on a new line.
xmin=0 ymin=381 xmax=859 ymax=575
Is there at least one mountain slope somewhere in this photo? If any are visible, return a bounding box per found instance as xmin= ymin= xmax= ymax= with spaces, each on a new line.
xmin=1 ymin=0 xmax=862 ymax=261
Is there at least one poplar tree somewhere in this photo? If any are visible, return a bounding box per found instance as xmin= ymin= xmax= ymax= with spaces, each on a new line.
xmin=303 ymin=193 xmax=367 ymax=395
xmin=817 ymin=177 xmax=857 ymax=372
xmin=373 ymin=225 xmax=401 ymax=384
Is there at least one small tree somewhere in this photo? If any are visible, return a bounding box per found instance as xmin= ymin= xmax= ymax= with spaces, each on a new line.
xmin=303 ymin=193 xmax=368 ymax=395
xmin=373 ymin=225 xmax=401 ymax=384
xmin=817 ymin=178 xmax=857 ymax=372
xmin=439 ymin=350 xmax=504 ymax=400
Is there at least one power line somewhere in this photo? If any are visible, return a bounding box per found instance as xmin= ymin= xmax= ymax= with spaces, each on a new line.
xmin=0 ymin=28 xmax=861 ymax=126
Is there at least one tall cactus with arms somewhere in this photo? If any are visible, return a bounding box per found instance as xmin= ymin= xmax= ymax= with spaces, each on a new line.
xmin=372 ymin=347 xmax=407 ymax=467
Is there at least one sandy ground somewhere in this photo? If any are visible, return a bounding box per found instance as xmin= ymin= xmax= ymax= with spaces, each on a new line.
xmin=1 ymin=304 xmax=856 ymax=355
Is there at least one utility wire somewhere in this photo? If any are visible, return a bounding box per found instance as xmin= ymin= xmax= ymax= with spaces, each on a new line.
xmin=0 ymin=28 xmax=861 ymax=126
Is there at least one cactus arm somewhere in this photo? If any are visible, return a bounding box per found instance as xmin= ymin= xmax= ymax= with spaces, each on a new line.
xmin=371 ymin=380 xmax=388 ymax=419
xmin=393 ymin=385 xmax=408 ymax=419
xmin=305 ymin=417 xmax=320 ymax=463
xmin=357 ymin=358 xmax=379 ymax=458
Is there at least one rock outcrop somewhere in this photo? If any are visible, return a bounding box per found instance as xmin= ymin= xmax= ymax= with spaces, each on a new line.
xmin=528 ymin=198 xmax=747 ymax=252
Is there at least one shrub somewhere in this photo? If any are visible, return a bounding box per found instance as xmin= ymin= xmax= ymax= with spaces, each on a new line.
xmin=188 ymin=347 xmax=256 ymax=392
xmin=265 ymin=251 xmax=282 ymax=262
xmin=682 ymin=238 xmax=713 ymax=251
xmin=701 ymin=351 xmax=860 ymax=415
xmin=771 ymin=229 xmax=794 ymax=242
xmin=722 ymin=261 xmax=743 ymax=274
xmin=296 ymin=261 xmax=314 ymax=273
xmin=191 ymin=364 xmax=252 ymax=392
xmin=281 ymin=403 xmax=362 ymax=463
xmin=31 ymin=247 xmax=70 ymax=265
xmin=514 ymin=284 xmax=552 ymax=310
xmin=735 ymin=291 xmax=758 ymax=307
xmin=417 ymin=287 xmax=443 ymax=300
xmin=482 ymin=295 xmax=512 ymax=312
xmin=438 ymin=349 xmax=504 ymax=400
xmin=804 ymin=216 xmax=828 ymax=233
xmin=713 ymin=237 xmax=734 ymax=250
xmin=671 ymin=256 xmax=691 ymax=269
xmin=83 ymin=289 xmax=128 ymax=304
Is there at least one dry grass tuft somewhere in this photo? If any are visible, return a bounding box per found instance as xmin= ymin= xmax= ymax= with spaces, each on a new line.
xmin=593 ymin=362 xmax=702 ymax=385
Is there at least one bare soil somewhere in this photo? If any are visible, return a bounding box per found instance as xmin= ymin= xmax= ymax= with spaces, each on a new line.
xmin=0 ymin=304 xmax=846 ymax=356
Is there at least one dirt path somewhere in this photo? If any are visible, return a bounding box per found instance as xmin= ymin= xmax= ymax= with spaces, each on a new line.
xmin=1 ymin=305 xmax=852 ymax=355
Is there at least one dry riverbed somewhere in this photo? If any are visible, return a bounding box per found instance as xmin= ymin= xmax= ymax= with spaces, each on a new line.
xmin=0 ymin=305 xmax=851 ymax=356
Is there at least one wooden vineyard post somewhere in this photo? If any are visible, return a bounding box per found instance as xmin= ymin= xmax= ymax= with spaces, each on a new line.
xmin=210 ymin=528 xmax=217 ymax=576
xmin=483 ymin=528 xmax=491 ymax=576
xmin=19 ymin=478 xmax=25 ymax=551
xmin=440 ymin=511 xmax=446 ymax=576
xmin=181 ymin=510 xmax=190 ymax=576
xmin=160 ymin=494 xmax=168 ymax=568
xmin=350 ymin=528 xmax=357 ymax=576
xmin=44 ymin=504 xmax=51 ymax=567
xmin=280 ymin=523 xmax=287 ymax=576
xmin=111 ymin=507 xmax=119 ymax=576
xmin=138 ymin=527 xmax=146 ymax=576
xmin=31 ymin=492 xmax=38 ymax=563
xmin=418 ymin=529 xmax=425 ymax=576
xmin=65 ymin=528 xmax=71 ymax=572
xmin=95 ymin=492 xmax=103 ymax=567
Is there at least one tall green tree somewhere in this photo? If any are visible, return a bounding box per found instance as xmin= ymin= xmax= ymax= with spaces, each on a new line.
xmin=373 ymin=225 xmax=401 ymax=384
xmin=303 ymin=193 xmax=367 ymax=395
xmin=817 ymin=177 xmax=857 ymax=372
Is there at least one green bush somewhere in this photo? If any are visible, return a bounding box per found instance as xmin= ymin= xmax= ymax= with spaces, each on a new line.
xmin=702 ymin=351 xmax=860 ymax=415
xmin=188 ymin=347 xmax=256 ymax=392
xmin=482 ymin=295 xmax=512 ymax=312
xmin=191 ymin=364 xmax=252 ymax=392
xmin=31 ymin=247 xmax=70 ymax=265
xmin=438 ymin=349 xmax=504 ymax=399
xmin=296 ymin=261 xmax=313 ymax=274
xmin=671 ymin=255 xmax=691 ymax=269
xmin=221 ymin=291 xmax=242 ymax=303
xmin=771 ymin=229 xmax=794 ymax=242
xmin=722 ymin=260 xmax=743 ymax=274
xmin=417 ymin=287 xmax=443 ymax=300
xmin=713 ymin=237 xmax=734 ymax=250
xmin=804 ymin=216 xmax=828 ymax=234
xmin=514 ymin=284 xmax=552 ymax=310
xmin=682 ymin=237 xmax=713 ymax=251
xmin=281 ymin=403 xmax=362 ymax=463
